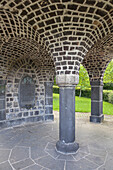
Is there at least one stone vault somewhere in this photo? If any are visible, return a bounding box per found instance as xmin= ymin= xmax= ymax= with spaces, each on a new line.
xmin=0 ymin=0 xmax=113 ymax=154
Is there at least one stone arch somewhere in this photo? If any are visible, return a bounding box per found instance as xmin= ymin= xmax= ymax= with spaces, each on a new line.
xmin=0 ymin=9 xmax=53 ymax=79
xmin=5 ymin=56 xmax=55 ymax=121
xmin=82 ymin=33 xmax=113 ymax=82
xmin=0 ymin=0 xmax=113 ymax=154
xmin=0 ymin=1 xmax=113 ymax=81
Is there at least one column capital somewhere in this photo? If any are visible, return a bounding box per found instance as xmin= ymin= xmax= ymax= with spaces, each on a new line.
xmin=90 ymin=80 xmax=103 ymax=86
xmin=56 ymin=74 xmax=79 ymax=86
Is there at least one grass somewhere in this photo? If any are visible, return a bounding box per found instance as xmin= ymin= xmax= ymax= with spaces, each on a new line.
xmin=53 ymin=93 xmax=113 ymax=115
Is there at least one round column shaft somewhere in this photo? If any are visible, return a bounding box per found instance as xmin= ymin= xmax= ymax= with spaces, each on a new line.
xmin=56 ymin=85 xmax=79 ymax=154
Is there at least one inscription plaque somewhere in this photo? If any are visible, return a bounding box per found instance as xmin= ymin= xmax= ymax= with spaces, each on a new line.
xmin=19 ymin=76 xmax=35 ymax=109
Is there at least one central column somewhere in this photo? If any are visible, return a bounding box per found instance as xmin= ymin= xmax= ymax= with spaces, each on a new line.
xmin=56 ymin=75 xmax=79 ymax=154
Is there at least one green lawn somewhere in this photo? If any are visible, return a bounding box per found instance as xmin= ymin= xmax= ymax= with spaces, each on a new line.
xmin=53 ymin=93 xmax=113 ymax=115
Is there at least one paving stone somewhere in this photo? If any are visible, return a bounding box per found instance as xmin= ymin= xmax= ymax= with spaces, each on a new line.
xmin=0 ymin=149 xmax=10 ymax=163
xmin=31 ymin=146 xmax=48 ymax=160
xmin=85 ymin=154 xmax=105 ymax=166
xmin=12 ymin=158 xmax=34 ymax=169
xmin=89 ymin=147 xmax=107 ymax=157
xmin=98 ymin=155 xmax=113 ymax=170
xmin=45 ymin=149 xmax=60 ymax=159
xmin=57 ymin=154 xmax=75 ymax=161
xmin=23 ymin=164 xmax=43 ymax=170
xmin=45 ymin=142 xmax=56 ymax=150
xmin=66 ymin=161 xmax=83 ymax=170
xmin=9 ymin=146 xmax=29 ymax=163
xmin=35 ymin=155 xmax=65 ymax=170
xmin=79 ymin=145 xmax=89 ymax=154
xmin=72 ymin=151 xmax=89 ymax=161
xmin=66 ymin=158 xmax=98 ymax=170
xmin=0 ymin=112 xmax=113 ymax=169
xmin=0 ymin=161 xmax=13 ymax=170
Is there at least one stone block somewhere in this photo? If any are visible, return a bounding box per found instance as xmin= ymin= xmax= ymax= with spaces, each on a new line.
xmin=45 ymin=97 xmax=53 ymax=105
xmin=91 ymin=101 xmax=103 ymax=116
xmin=91 ymin=86 xmax=103 ymax=101
xmin=90 ymin=115 xmax=104 ymax=123
xmin=44 ymin=82 xmax=53 ymax=97
xmin=0 ymin=100 xmax=5 ymax=109
xmin=0 ymin=110 xmax=6 ymax=120
xmin=45 ymin=114 xmax=54 ymax=121
xmin=45 ymin=106 xmax=53 ymax=114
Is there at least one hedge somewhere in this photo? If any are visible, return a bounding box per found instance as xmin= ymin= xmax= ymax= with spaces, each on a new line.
xmin=53 ymin=86 xmax=113 ymax=103
xmin=103 ymin=83 xmax=113 ymax=90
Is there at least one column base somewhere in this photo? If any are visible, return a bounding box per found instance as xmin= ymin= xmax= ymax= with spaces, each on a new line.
xmin=56 ymin=140 xmax=79 ymax=154
xmin=90 ymin=115 xmax=104 ymax=123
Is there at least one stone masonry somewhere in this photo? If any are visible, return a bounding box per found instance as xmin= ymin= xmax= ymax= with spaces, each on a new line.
xmin=0 ymin=0 xmax=113 ymax=154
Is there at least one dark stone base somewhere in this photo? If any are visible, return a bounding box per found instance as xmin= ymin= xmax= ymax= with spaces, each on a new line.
xmin=56 ymin=140 xmax=79 ymax=154
xmin=0 ymin=114 xmax=54 ymax=129
xmin=90 ymin=114 xmax=104 ymax=123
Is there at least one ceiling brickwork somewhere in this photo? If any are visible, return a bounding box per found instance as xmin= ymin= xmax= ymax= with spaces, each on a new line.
xmin=0 ymin=0 xmax=113 ymax=79
xmin=83 ymin=33 xmax=113 ymax=81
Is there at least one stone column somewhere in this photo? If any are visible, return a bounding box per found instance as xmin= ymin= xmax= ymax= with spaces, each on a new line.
xmin=0 ymin=80 xmax=6 ymax=120
xmin=56 ymin=75 xmax=79 ymax=154
xmin=90 ymin=81 xmax=104 ymax=123
xmin=44 ymin=82 xmax=54 ymax=120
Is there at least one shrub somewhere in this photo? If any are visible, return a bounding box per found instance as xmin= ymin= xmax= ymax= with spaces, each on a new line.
xmin=103 ymin=83 xmax=113 ymax=90
xmin=53 ymin=86 xmax=113 ymax=103
xmin=75 ymin=87 xmax=91 ymax=98
xmin=53 ymin=85 xmax=59 ymax=94
xmin=108 ymin=91 xmax=113 ymax=104
xmin=103 ymin=90 xmax=110 ymax=102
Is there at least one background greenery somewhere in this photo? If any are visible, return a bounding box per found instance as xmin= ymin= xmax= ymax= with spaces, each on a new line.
xmin=53 ymin=60 xmax=113 ymax=104
xmin=53 ymin=60 xmax=113 ymax=115
xmin=53 ymin=93 xmax=113 ymax=115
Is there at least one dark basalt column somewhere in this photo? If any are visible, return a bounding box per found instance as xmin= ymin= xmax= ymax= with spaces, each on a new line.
xmin=90 ymin=81 xmax=104 ymax=123
xmin=56 ymin=86 xmax=79 ymax=154
xmin=0 ymin=80 xmax=6 ymax=121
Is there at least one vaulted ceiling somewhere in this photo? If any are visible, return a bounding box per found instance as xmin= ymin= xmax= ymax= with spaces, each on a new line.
xmin=0 ymin=0 xmax=113 ymax=79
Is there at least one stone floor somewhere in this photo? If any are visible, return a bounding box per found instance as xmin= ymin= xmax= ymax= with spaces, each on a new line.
xmin=0 ymin=112 xmax=113 ymax=170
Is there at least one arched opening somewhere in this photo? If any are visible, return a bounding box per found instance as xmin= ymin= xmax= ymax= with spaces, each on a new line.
xmin=103 ymin=59 xmax=113 ymax=90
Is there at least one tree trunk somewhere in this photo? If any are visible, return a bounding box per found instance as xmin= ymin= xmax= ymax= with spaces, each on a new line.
xmin=79 ymin=89 xmax=82 ymax=97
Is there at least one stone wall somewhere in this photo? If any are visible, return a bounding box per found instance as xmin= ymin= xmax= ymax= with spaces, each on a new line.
xmin=5 ymin=63 xmax=55 ymax=122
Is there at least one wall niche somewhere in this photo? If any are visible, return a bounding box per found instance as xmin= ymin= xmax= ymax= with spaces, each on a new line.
xmin=19 ymin=75 xmax=35 ymax=109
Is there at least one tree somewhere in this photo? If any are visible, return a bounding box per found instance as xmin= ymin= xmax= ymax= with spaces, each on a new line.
xmin=77 ymin=64 xmax=90 ymax=97
xmin=103 ymin=60 xmax=113 ymax=83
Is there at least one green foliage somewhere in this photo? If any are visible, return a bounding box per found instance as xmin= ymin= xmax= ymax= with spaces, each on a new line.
xmin=77 ymin=64 xmax=90 ymax=90
xmin=103 ymin=83 xmax=113 ymax=90
xmin=54 ymin=77 xmax=56 ymax=86
xmin=53 ymin=85 xmax=59 ymax=94
xmin=108 ymin=91 xmax=113 ymax=104
xmin=75 ymin=87 xmax=91 ymax=98
xmin=103 ymin=90 xmax=111 ymax=101
xmin=53 ymin=93 xmax=113 ymax=115
xmin=103 ymin=60 xmax=113 ymax=83
xmin=53 ymin=86 xmax=113 ymax=103
xmin=53 ymin=86 xmax=91 ymax=98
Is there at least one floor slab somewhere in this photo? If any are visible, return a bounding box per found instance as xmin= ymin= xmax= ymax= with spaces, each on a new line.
xmin=0 ymin=111 xmax=112 ymax=170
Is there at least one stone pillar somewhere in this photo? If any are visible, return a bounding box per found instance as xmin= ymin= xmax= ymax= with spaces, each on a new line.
xmin=0 ymin=80 xmax=6 ymax=120
xmin=44 ymin=82 xmax=54 ymax=120
xmin=90 ymin=81 xmax=104 ymax=123
xmin=56 ymin=75 xmax=79 ymax=154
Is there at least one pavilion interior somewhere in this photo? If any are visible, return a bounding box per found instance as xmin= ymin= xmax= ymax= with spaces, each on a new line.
xmin=0 ymin=0 xmax=113 ymax=154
